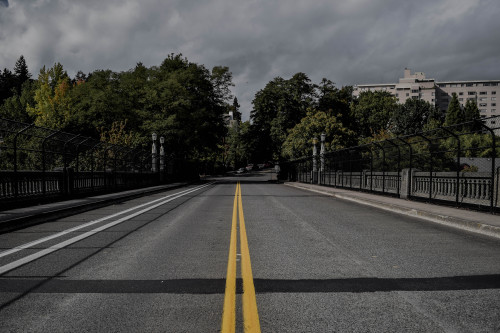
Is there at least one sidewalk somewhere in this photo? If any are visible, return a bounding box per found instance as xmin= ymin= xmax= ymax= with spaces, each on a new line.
xmin=0 ymin=183 xmax=188 ymax=233
xmin=285 ymin=182 xmax=500 ymax=240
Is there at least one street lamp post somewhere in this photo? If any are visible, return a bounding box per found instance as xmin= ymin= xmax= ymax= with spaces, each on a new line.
xmin=160 ymin=136 xmax=165 ymax=182
xmin=320 ymin=133 xmax=326 ymax=184
xmin=312 ymin=137 xmax=318 ymax=184
xmin=152 ymin=133 xmax=157 ymax=173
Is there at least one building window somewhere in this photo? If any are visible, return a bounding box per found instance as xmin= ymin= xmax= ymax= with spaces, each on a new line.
xmin=459 ymin=98 xmax=464 ymax=101
xmin=492 ymin=109 xmax=496 ymax=113
xmin=395 ymin=93 xmax=399 ymax=97
xmin=459 ymin=92 xmax=464 ymax=96
xmin=479 ymin=91 xmax=487 ymax=95
xmin=479 ymin=97 xmax=487 ymax=101
xmin=480 ymin=109 xmax=487 ymax=113
xmin=466 ymin=83 xmax=474 ymax=87
xmin=431 ymin=92 xmax=435 ymax=96
xmin=484 ymin=83 xmax=490 ymax=86
xmin=492 ymin=91 xmax=497 ymax=95
xmin=479 ymin=103 xmax=487 ymax=107
xmin=492 ymin=103 xmax=496 ymax=106
xmin=406 ymin=93 xmax=409 ymax=97
xmin=439 ymin=84 xmax=446 ymax=88
xmin=492 ymin=97 xmax=497 ymax=101
xmin=468 ymin=91 xmax=476 ymax=95
xmin=492 ymin=83 xmax=498 ymax=86
xmin=411 ymin=89 xmax=419 ymax=93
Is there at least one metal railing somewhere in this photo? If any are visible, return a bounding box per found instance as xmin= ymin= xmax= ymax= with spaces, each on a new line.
xmin=284 ymin=116 xmax=500 ymax=213
xmin=0 ymin=118 xmax=199 ymax=208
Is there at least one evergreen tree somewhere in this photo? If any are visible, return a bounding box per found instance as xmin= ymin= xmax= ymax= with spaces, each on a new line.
xmin=232 ymin=97 xmax=241 ymax=122
xmin=444 ymin=93 xmax=464 ymax=127
xmin=14 ymin=55 xmax=31 ymax=89
xmin=464 ymin=99 xmax=480 ymax=121
xmin=0 ymin=68 xmax=15 ymax=103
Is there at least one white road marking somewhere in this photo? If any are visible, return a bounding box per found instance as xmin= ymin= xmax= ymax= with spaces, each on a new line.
xmin=0 ymin=183 xmax=214 ymax=275
xmin=0 ymin=183 xmax=213 ymax=259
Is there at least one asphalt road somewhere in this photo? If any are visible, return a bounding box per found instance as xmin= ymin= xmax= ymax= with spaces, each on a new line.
xmin=1 ymin=172 xmax=500 ymax=332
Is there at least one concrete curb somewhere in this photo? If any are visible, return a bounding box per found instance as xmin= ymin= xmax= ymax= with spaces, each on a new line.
xmin=285 ymin=182 xmax=500 ymax=240
xmin=0 ymin=183 xmax=190 ymax=234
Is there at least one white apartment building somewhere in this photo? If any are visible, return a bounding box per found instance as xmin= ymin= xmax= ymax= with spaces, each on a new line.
xmin=353 ymin=69 xmax=499 ymax=119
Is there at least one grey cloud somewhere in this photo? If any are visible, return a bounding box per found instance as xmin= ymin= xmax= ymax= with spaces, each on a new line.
xmin=1 ymin=0 xmax=499 ymax=121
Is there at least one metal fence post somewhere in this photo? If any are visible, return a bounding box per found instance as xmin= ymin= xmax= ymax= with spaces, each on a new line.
xmin=385 ymin=139 xmax=401 ymax=197
xmin=397 ymin=137 xmax=412 ymax=198
xmin=373 ymin=142 xmax=385 ymax=194
xmin=474 ymin=120 xmax=496 ymax=212
xmin=417 ymin=134 xmax=433 ymax=202
xmin=439 ymin=127 xmax=460 ymax=206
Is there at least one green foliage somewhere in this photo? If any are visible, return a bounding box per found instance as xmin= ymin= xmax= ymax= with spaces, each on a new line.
xmin=14 ymin=55 xmax=31 ymax=91
xmin=211 ymin=66 xmax=234 ymax=103
xmin=26 ymin=63 xmax=72 ymax=129
xmin=250 ymin=73 xmax=317 ymax=161
xmin=0 ymin=80 xmax=35 ymax=122
xmin=463 ymin=99 xmax=482 ymax=132
xmin=1 ymin=55 xmax=32 ymax=107
xmin=390 ymin=98 xmax=441 ymax=135
xmin=282 ymin=110 xmax=356 ymax=159
xmin=351 ymin=91 xmax=398 ymax=138
xmin=317 ymin=79 xmax=353 ymax=124
xmin=230 ymin=97 xmax=241 ymax=122
xmin=99 ymin=120 xmax=140 ymax=147
xmin=444 ymin=93 xmax=465 ymax=127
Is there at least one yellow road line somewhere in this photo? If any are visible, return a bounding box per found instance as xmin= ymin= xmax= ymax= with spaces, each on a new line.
xmin=221 ymin=183 xmax=238 ymax=333
xmin=221 ymin=182 xmax=261 ymax=333
xmin=238 ymin=183 xmax=261 ymax=333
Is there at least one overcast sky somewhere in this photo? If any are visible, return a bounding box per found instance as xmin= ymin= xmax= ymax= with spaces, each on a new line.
xmin=1 ymin=0 xmax=500 ymax=120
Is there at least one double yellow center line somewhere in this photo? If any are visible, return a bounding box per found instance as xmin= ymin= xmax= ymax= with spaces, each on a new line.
xmin=221 ymin=182 xmax=261 ymax=333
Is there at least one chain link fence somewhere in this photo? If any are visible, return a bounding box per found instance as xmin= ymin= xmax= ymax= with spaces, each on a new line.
xmin=0 ymin=118 xmax=199 ymax=208
xmin=283 ymin=116 xmax=500 ymax=213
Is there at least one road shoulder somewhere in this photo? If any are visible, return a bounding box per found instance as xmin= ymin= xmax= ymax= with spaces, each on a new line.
xmin=284 ymin=182 xmax=500 ymax=240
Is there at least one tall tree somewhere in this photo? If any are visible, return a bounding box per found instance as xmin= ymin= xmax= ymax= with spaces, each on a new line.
xmin=0 ymin=68 xmax=15 ymax=104
xmin=317 ymin=79 xmax=354 ymax=130
xmin=444 ymin=93 xmax=464 ymax=127
xmin=231 ymin=97 xmax=241 ymax=122
xmin=351 ymin=90 xmax=397 ymax=139
xmin=251 ymin=73 xmax=316 ymax=160
xmin=27 ymin=63 xmax=72 ymax=129
xmin=282 ymin=109 xmax=356 ymax=159
xmin=13 ymin=55 xmax=31 ymax=93
xmin=0 ymin=80 xmax=35 ymax=122
xmin=211 ymin=66 xmax=234 ymax=104
xmin=463 ymin=99 xmax=481 ymax=132
xmin=390 ymin=98 xmax=440 ymax=135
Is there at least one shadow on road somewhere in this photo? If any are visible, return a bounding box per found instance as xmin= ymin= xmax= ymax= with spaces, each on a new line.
xmin=2 ymin=275 xmax=499 ymax=297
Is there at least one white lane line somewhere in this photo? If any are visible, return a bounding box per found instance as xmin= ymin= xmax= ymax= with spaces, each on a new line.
xmin=0 ymin=182 xmax=214 ymax=275
xmin=0 ymin=183 xmax=214 ymax=260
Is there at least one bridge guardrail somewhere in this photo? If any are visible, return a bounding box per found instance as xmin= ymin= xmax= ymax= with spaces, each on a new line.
xmin=284 ymin=116 xmax=500 ymax=213
xmin=0 ymin=118 xmax=199 ymax=209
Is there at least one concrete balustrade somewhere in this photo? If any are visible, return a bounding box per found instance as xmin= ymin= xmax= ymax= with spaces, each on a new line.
xmin=294 ymin=167 xmax=499 ymax=209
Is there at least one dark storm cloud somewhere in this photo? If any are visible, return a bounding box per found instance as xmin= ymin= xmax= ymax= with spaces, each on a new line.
xmin=0 ymin=0 xmax=8 ymax=8
xmin=1 ymin=0 xmax=499 ymax=120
